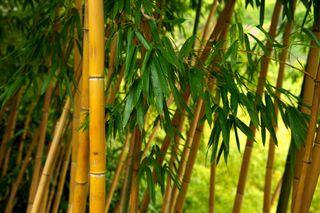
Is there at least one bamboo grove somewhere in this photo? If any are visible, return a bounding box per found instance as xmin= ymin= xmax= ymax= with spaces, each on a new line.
xmin=1 ymin=0 xmax=320 ymax=212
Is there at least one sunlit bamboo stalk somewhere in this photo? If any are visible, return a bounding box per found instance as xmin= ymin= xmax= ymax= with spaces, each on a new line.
xmin=69 ymin=0 xmax=82 ymax=207
xmin=30 ymin=98 xmax=71 ymax=213
xmin=263 ymin=16 xmax=293 ymax=213
xmin=293 ymin=61 xmax=320 ymax=213
xmin=52 ymin=136 xmax=72 ymax=213
xmin=233 ymin=1 xmax=282 ymax=212
xmin=88 ymin=0 xmax=106 ymax=210
xmin=27 ymin=85 xmax=54 ymax=213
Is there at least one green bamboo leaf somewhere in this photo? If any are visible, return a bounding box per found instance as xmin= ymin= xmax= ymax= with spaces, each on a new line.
xmin=235 ymin=117 xmax=255 ymax=141
xmin=189 ymin=68 xmax=204 ymax=100
xmin=136 ymin=100 xmax=145 ymax=129
xmin=146 ymin=167 xmax=156 ymax=204
xmin=249 ymin=33 xmax=266 ymax=52
xmin=124 ymin=30 xmax=136 ymax=81
xmin=231 ymin=116 xmax=241 ymax=152
xmin=259 ymin=0 xmax=265 ymax=26
xmin=151 ymin=62 xmax=163 ymax=113
xmin=123 ymin=92 xmax=134 ymax=127
xmin=204 ymin=91 xmax=212 ymax=126
xmin=135 ymin=31 xmax=152 ymax=50
xmin=179 ymin=35 xmax=196 ymax=57
xmin=261 ymin=111 xmax=267 ymax=145
xmin=231 ymin=93 xmax=239 ymax=115
xmin=217 ymin=108 xmax=230 ymax=149
xmin=244 ymin=34 xmax=253 ymax=64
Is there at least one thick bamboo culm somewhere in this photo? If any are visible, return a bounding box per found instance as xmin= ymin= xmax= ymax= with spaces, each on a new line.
xmin=263 ymin=16 xmax=293 ymax=213
xmin=88 ymin=0 xmax=106 ymax=211
xmin=69 ymin=0 xmax=82 ymax=207
xmin=105 ymin=134 xmax=130 ymax=212
xmin=300 ymin=127 xmax=320 ymax=212
xmin=71 ymin=0 xmax=89 ymax=212
xmin=27 ymin=84 xmax=54 ymax=213
xmin=291 ymin=30 xmax=320 ymax=208
xmin=293 ymin=61 xmax=320 ymax=213
xmin=4 ymin=128 xmax=40 ymax=213
xmin=30 ymin=98 xmax=71 ymax=213
xmin=233 ymin=1 xmax=282 ymax=212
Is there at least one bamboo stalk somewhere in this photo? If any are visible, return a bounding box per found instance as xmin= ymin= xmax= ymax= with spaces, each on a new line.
xmin=46 ymin=143 xmax=65 ymax=213
xmin=30 ymin=98 xmax=71 ymax=213
xmin=263 ymin=17 xmax=293 ymax=213
xmin=170 ymin=99 xmax=204 ymax=210
xmin=71 ymin=0 xmax=89 ymax=212
xmin=4 ymin=128 xmax=40 ymax=213
xmin=233 ymin=1 xmax=282 ymax=212
xmin=129 ymin=128 xmax=142 ymax=213
xmin=292 ymin=30 xmax=320 ymax=208
xmin=270 ymin=176 xmax=282 ymax=207
xmin=52 ymin=136 xmax=72 ymax=213
xmin=0 ymin=88 xmax=22 ymax=172
xmin=105 ymin=134 xmax=130 ymax=213
xmin=69 ymin=0 xmax=82 ymax=207
xmin=27 ymin=85 xmax=54 ymax=213
xmin=173 ymin=99 xmax=205 ymax=212
xmin=209 ymin=159 xmax=216 ymax=213
xmin=292 ymin=61 xmax=320 ymax=213
xmin=16 ymin=100 xmax=36 ymax=165
xmin=88 ymin=0 xmax=106 ymax=211
xmin=300 ymin=127 xmax=320 ymax=212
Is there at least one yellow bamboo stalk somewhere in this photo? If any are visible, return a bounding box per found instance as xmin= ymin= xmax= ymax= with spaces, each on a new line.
xmin=30 ymin=98 xmax=71 ymax=213
xmin=209 ymin=159 xmax=216 ymax=213
xmin=233 ymin=1 xmax=282 ymax=212
xmin=71 ymin=0 xmax=89 ymax=211
xmin=69 ymin=0 xmax=82 ymax=207
xmin=52 ymin=136 xmax=72 ymax=213
xmin=46 ymin=143 xmax=65 ymax=213
xmin=88 ymin=0 xmax=105 ymax=211
xmin=105 ymin=134 xmax=130 ymax=213
xmin=300 ymin=127 xmax=320 ymax=212
xmin=4 ymin=128 xmax=40 ymax=213
xmin=27 ymin=85 xmax=54 ymax=213
xmin=263 ymin=17 xmax=293 ymax=213
xmin=173 ymin=99 xmax=205 ymax=212
xmin=293 ymin=61 xmax=320 ymax=213
xmin=170 ymin=99 xmax=204 ymax=210
xmin=292 ymin=31 xmax=320 ymax=208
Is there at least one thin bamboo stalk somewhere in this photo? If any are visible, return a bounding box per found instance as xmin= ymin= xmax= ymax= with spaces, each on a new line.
xmin=121 ymin=130 xmax=136 ymax=213
xmin=270 ymin=176 xmax=282 ymax=207
xmin=105 ymin=134 xmax=130 ymax=213
xmin=0 ymin=88 xmax=22 ymax=172
xmin=293 ymin=61 xmax=320 ymax=213
xmin=300 ymin=127 xmax=320 ymax=212
xmin=0 ymin=96 xmax=12 ymax=122
xmin=27 ymin=85 xmax=54 ymax=213
xmin=170 ymin=99 xmax=204 ymax=210
xmin=263 ymin=17 xmax=293 ymax=213
xmin=69 ymin=0 xmax=82 ymax=207
xmin=30 ymin=98 xmax=71 ymax=213
xmin=233 ymin=1 xmax=282 ymax=212
xmin=173 ymin=99 xmax=205 ymax=212
xmin=88 ymin=0 xmax=106 ymax=208
xmin=209 ymin=160 xmax=216 ymax=213
xmin=46 ymin=143 xmax=65 ymax=213
xmin=52 ymin=136 xmax=72 ymax=213
xmin=4 ymin=128 xmax=40 ymax=213
xmin=129 ymin=128 xmax=142 ymax=213
xmin=71 ymin=0 xmax=89 ymax=212
xmin=16 ymin=100 xmax=36 ymax=165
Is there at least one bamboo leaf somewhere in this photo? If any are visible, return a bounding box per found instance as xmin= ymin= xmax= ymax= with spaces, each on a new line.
xmin=135 ymin=31 xmax=152 ymax=50
xmin=235 ymin=117 xmax=255 ymax=141
xmin=179 ymin=35 xmax=196 ymax=57
xmin=189 ymin=68 xmax=204 ymax=100
xmin=151 ymin=62 xmax=163 ymax=113
xmin=204 ymin=91 xmax=212 ymax=125
xmin=146 ymin=167 xmax=156 ymax=204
